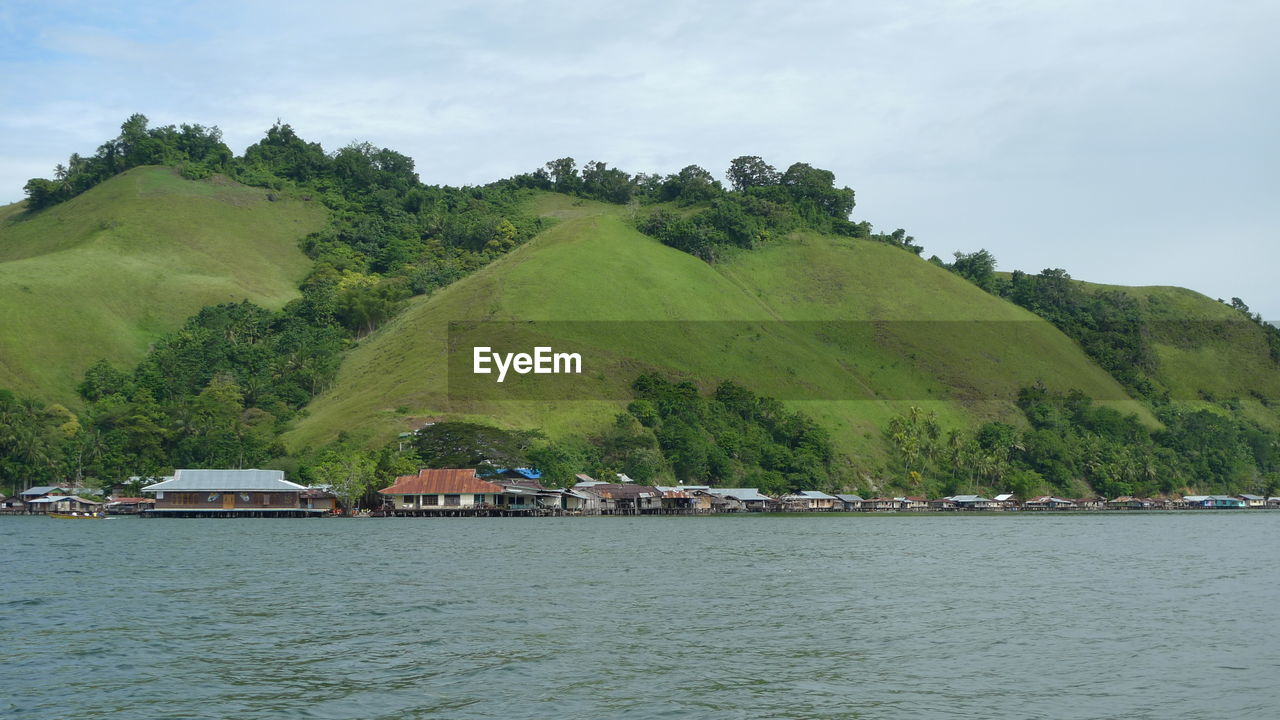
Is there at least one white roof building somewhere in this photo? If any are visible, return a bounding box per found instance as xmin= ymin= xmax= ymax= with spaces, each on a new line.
xmin=142 ymin=469 xmax=304 ymax=493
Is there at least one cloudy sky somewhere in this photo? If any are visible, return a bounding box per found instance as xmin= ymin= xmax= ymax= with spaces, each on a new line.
xmin=2 ymin=0 xmax=1276 ymax=316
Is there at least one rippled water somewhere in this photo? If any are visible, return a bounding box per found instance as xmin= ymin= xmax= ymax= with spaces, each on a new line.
xmin=3 ymin=513 xmax=1278 ymax=719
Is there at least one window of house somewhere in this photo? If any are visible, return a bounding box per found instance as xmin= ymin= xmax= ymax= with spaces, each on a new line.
xmin=444 ymin=494 xmax=460 ymax=506
xmin=403 ymin=495 xmax=416 ymax=506
xmin=423 ymin=495 xmax=437 ymax=506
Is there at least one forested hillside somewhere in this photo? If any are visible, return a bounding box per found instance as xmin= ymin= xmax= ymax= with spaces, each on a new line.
xmin=1 ymin=115 xmax=1277 ymax=501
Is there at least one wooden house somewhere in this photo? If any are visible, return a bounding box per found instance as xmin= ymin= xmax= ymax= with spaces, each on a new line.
xmin=1024 ymin=496 xmax=1077 ymax=510
xmin=708 ymin=488 xmax=772 ymax=512
xmin=142 ymin=469 xmax=321 ymax=517
xmin=928 ymin=497 xmax=957 ymax=511
xmin=782 ymin=491 xmax=838 ymax=511
xmin=948 ymin=495 xmax=997 ymax=510
xmin=898 ymin=496 xmax=929 ymax=511
xmin=993 ymin=493 xmax=1018 ymax=509
xmin=575 ymin=483 xmax=663 ymax=514
xmin=103 ymin=497 xmax=155 ymax=514
xmin=863 ymin=497 xmax=900 ymax=511
xmin=18 ymin=485 xmax=71 ymax=503
xmin=835 ymin=494 xmax=863 ymax=511
xmin=1236 ymin=494 xmax=1266 ymax=508
xmin=1183 ymin=495 xmax=1245 ymax=509
xmin=300 ymin=488 xmax=339 ymax=513
xmin=26 ymin=495 xmax=101 ymax=514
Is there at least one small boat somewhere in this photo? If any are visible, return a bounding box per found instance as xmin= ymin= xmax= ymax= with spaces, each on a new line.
xmin=49 ymin=511 xmax=106 ymax=520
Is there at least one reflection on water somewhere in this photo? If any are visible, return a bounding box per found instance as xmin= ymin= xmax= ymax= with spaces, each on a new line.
xmin=2 ymin=513 xmax=1278 ymax=719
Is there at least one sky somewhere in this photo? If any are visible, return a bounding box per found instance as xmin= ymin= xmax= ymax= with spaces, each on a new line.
xmin=2 ymin=0 xmax=1276 ymax=317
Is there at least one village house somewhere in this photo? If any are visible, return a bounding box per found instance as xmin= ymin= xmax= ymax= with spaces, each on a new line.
xmin=897 ymin=496 xmax=929 ymax=511
xmin=18 ymin=485 xmax=75 ymax=503
xmin=1024 ymin=496 xmax=1077 ymax=510
xmin=862 ymin=497 xmax=900 ymax=511
xmin=103 ymin=497 xmax=155 ymax=514
xmin=1183 ymin=495 xmax=1246 ymax=509
xmin=575 ymin=483 xmax=663 ymax=514
xmin=993 ymin=493 xmax=1018 ymax=509
xmin=1236 ymin=494 xmax=1266 ymax=508
xmin=928 ymin=497 xmax=957 ymax=511
xmin=300 ymin=488 xmax=339 ymax=513
xmin=380 ymin=468 xmax=532 ymax=515
xmin=1105 ymin=496 xmax=1152 ymax=510
xmin=142 ymin=469 xmax=322 ymax=517
xmin=782 ymin=490 xmax=838 ymax=511
xmin=707 ymin=488 xmax=772 ymax=512
xmin=835 ymin=494 xmax=863 ymax=511
xmin=657 ymin=487 xmax=696 ymax=513
xmin=948 ymin=495 xmax=997 ymax=510
xmin=26 ymin=495 xmax=102 ymax=514
xmin=655 ymin=485 xmax=714 ymax=513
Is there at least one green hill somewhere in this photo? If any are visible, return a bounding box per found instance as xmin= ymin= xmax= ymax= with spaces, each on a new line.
xmin=284 ymin=192 xmax=1147 ymax=466
xmin=0 ymin=166 xmax=325 ymax=403
xmin=1077 ymin=280 xmax=1280 ymax=431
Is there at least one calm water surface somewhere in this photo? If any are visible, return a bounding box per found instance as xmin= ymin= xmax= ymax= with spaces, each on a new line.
xmin=2 ymin=513 xmax=1278 ymax=719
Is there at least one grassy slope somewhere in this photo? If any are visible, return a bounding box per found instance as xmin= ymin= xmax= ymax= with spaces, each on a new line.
xmin=1077 ymin=280 xmax=1280 ymax=431
xmin=286 ymin=192 xmax=1143 ymax=466
xmin=0 ymin=166 xmax=325 ymax=403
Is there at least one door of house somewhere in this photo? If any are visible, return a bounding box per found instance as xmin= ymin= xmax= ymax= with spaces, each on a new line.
xmin=223 ymin=493 xmax=235 ymax=509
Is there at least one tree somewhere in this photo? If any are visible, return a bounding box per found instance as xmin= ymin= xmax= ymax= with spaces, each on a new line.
xmin=413 ymin=421 xmax=539 ymax=469
xmin=661 ymin=165 xmax=722 ymax=204
xmin=726 ymin=156 xmax=780 ymax=192
xmin=543 ymin=157 xmax=581 ymax=194
xmin=949 ymin=249 xmax=998 ymax=293
xmin=780 ymin=162 xmax=855 ymax=219
xmin=311 ymin=448 xmax=378 ymax=511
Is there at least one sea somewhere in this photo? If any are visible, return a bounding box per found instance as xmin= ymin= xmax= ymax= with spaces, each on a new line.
xmin=2 ymin=512 xmax=1277 ymax=719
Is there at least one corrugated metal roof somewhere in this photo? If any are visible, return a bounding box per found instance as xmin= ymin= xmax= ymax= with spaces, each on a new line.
xmin=20 ymin=486 xmax=64 ymax=497
xmin=142 ymin=469 xmax=302 ymax=493
xmin=29 ymin=495 xmax=100 ymax=505
xmin=380 ymin=469 xmax=501 ymax=496
xmin=710 ymin=488 xmax=771 ymax=502
xmin=577 ymin=483 xmax=660 ymax=499
xmin=793 ymin=490 xmax=837 ymax=500
xmin=836 ymin=494 xmax=864 ymax=502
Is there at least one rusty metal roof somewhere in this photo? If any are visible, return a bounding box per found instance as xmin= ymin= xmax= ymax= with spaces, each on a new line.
xmin=379 ymin=469 xmax=503 ymax=495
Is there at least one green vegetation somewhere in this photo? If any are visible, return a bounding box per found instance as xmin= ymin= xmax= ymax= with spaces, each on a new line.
xmin=880 ymin=388 xmax=1280 ymax=500
xmin=22 ymin=114 xmax=232 ymax=211
xmin=0 ymin=166 xmax=324 ymax=402
xmin=4 ymin=116 xmax=1278 ymax=501
xmin=284 ymin=199 xmax=1142 ymax=474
